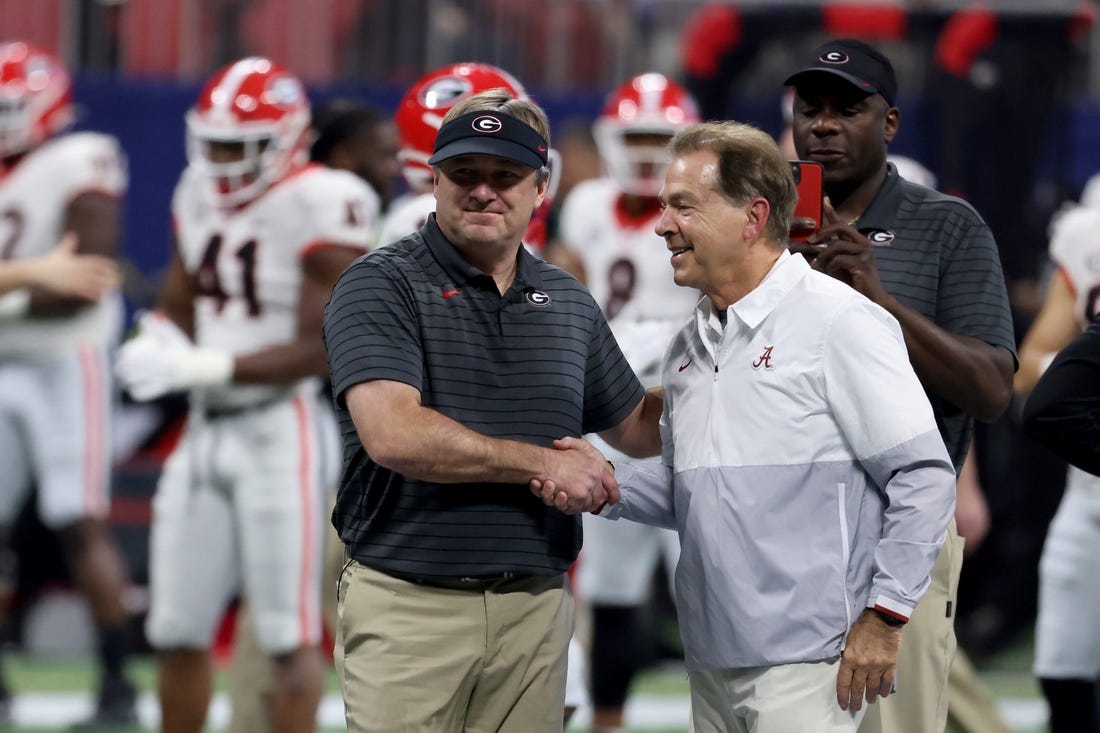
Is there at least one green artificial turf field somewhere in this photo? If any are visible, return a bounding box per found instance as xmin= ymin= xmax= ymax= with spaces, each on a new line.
xmin=0 ymin=631 xmax=1047 ymax=732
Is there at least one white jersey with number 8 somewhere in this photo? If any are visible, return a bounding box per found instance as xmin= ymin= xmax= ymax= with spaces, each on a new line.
xmin=558 ymin=177 xmax=697 ymax=327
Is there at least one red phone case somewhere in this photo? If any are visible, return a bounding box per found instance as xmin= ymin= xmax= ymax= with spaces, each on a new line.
xmin=790 ymin=160 xmax=823 ymax=243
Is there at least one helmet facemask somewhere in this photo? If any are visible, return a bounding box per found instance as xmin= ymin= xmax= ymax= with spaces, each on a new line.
xmin=594 ymin=127 xmax=675 ymax=198
xmin=594 ymin=73 xmax=700 ymax=198
xmin=185 ymin=107 xmax=308 ymax=208
xmin=0 ymin=95 xmax=32 ymax=158
xmin=186 ymin=57 xmax=311 ymax=208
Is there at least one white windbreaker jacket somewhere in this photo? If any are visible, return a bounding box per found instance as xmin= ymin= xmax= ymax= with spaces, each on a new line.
xmin=604 ymin=250 xmax=956 ymax=670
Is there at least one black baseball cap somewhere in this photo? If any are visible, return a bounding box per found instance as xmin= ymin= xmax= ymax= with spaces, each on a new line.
xmin=428 ymin=110 xmax=549 ymax=169
xmin=784 ymin=38 xmax=897 ymax=107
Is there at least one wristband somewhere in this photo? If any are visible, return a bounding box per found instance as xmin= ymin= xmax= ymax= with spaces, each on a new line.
xmin=873 ymin=608 xmax=907 ymax=627
xmin=180 ymin=347 xmax=235 ymax=387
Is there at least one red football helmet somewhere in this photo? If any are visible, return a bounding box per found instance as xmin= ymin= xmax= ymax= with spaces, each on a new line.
xmin=0 ymin=42 xmax=73 ymax=160
xmin=394 ymin=62 xmax=528 ymax=192
xmin=594 ymin=73 xmax=700 ymax=197
xmin=186 ymin=57 xmax=311 ymax=207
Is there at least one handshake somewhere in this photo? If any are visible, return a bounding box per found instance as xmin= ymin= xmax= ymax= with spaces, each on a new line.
xmin=114 ymin=311 xmax=234 ymax=401
xmin=530 ymin=436 xmax=617 ymax=515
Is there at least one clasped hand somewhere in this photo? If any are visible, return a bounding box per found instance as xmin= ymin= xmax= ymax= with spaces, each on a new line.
xmin=529 ymin=436 xmax=618 ymax=514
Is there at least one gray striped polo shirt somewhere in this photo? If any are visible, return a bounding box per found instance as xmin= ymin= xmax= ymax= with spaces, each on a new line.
xmin=323 ymin=214 xmax=645 ymax=578
xmin=857 ymin=165 xmax=1018 ymax=471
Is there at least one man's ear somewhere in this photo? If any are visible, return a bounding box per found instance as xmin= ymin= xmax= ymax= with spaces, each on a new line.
xmin=884 ymin=105 xmax=900 ymax=145
xmin=743 ymin=197 xmax=771 ymax=242
xmin=533 ymin=170 xmax=550 ymax=209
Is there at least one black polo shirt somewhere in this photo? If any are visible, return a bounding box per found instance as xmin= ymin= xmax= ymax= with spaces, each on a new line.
xmin=857 ymin=164 xmax=1018 ymax=471
xmin=323 ymin=214 xmax=645 ymax=578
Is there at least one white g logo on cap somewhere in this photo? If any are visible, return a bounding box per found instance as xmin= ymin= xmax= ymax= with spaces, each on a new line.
xmin=820 ymin=51 xmax=850 ymax=64
xmin=472 ymin=115 xmax=503 ymax=133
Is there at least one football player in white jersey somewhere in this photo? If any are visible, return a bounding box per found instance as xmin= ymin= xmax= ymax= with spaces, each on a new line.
xmin=0 ymin=41 xmax=138 ymax=726
xmin=554 ymin=72 xmax=700 ymax=733
xmin=114 ymin=58 xmax=379 ymax=733
xmin=1015 ymin=183 xmax=1100 ymax=733
xmin=226 ymin=98 xmax=400 ymax=733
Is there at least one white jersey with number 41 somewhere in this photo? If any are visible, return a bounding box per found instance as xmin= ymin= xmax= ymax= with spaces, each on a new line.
xmin=172 ymin=163 xmax=379 ymax=406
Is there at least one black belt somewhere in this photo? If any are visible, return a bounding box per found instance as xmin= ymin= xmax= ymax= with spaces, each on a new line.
xmin=383 ymin=569 xmax=525 ymax=591
xmin=196 ymin=397 xmax=285 ymax=420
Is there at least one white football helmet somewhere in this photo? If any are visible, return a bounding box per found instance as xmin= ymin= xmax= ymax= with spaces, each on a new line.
xmin=185 ymin=57 xmax=311 ymax=207
xmin=593 ymin=73 xmax=700 ymax=197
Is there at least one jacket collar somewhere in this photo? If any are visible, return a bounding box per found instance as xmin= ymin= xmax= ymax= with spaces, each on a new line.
xmin=698 ymin=249 xmax=808 ymax=331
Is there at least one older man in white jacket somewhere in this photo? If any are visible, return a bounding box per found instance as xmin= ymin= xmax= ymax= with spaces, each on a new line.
xmin=535 ymin=121 xmax=956 ymax=733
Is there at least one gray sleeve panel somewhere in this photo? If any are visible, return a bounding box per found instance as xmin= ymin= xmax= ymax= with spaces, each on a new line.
xmin=601 ymin=458 xmax=676 ymax=529
xmin=861 ymin=428 xmax=957 ymax=610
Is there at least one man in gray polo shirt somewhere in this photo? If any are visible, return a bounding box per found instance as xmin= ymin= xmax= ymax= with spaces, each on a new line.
xmin=785 ymin=38 xmax=1017 ymax=733
xmin=323 ymin=90 xmax=661 ymax=732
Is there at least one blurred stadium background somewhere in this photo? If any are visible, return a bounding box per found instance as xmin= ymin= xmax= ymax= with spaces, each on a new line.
xmin=2 ymin=0 xmax=1098 ymax=729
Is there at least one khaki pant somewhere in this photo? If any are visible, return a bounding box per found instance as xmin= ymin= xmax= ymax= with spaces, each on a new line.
xmin=227 ymin=503 xmax=344 ymax=733
xmin=339 ymin=561 xmax=572 ymax=733
xmin=690 ymin=659 xmax=865 ymax=732
xmin=859 ymin=519 xmax=964 ymax=733
xmin=946 ymin=647 xmax=1013 ymax=733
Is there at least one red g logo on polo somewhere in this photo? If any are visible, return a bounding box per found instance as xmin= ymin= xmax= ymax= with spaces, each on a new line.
xmin=472 ymin=115 xmax=503 ymax=133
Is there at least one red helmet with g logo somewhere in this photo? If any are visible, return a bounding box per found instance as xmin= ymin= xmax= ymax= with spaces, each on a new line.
xmin=394 ymin=62 xmax=527 ymax=192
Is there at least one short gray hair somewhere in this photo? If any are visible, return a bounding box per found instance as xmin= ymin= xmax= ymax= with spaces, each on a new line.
xmin=668 ymin=121 xmax=796 ymax=246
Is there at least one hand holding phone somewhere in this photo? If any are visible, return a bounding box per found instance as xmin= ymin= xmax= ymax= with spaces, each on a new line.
xmin=790 ymin=160 xmax=823 ymax=243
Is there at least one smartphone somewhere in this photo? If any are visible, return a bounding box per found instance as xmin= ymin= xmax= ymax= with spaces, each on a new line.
xmin=790 ymin=160 xmax=823 ymax=243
